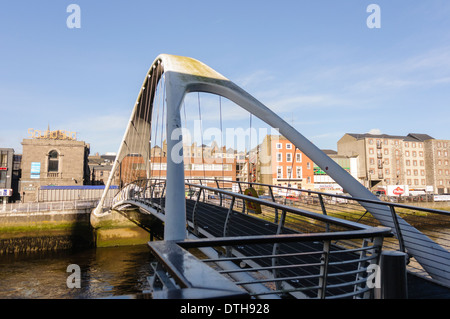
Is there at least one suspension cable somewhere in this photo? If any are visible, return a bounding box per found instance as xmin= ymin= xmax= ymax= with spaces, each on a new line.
xmin=198 ymin=92 xmax=206 ymax=181
xmin=219 ymin=95 xmax=224 ymax=188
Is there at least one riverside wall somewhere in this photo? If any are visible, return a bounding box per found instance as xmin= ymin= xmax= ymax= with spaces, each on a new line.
xmin=0 ymin=208 xmax=151 ymax=254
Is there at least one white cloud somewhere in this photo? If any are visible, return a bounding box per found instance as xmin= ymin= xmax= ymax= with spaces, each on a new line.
xmin=368 ymin=128 xmax=382 ymax=135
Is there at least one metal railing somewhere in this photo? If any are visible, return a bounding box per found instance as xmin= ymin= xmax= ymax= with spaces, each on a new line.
xmin=176 ymin=229 xmax=389 ymax=299
xmin=113 ymin=178 xmax=395 ymax=298
xmin=113 ymin=178 xmax=450 ymax=284
xmin=181 ymin=179 xmax=450 ymax=279
xmin=1 ymin=198 xmax=113 ymax=214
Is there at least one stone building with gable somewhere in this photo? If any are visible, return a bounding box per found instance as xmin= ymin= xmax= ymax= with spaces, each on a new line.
xmin=20 ymin=127 xmax=90 ymax=202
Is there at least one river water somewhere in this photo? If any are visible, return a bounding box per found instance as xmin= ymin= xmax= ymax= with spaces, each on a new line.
xmin=0 ymin=245 xmax=155 ymax=299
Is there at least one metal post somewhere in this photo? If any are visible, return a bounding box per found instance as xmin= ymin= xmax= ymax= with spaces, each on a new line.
xmin=389 ymin=205 xmax=406 ymax=252
xmin=268 ymin=185 xmax=278 ymax=223
xmin=223 ymin=197 xmax=235 ymax=257
xmin=380 ymin=251 xmax=408 ymax=299
xmin=216 ymin=179 xmax=222 ymax=207
xmin=238 ymin=182 xmax=245 ymax=214
xmin=318 ymin=194 xmax=330 ymax=232
xmin=192 ymin=188 xmax=202 ymax=236
xmin=318 ymin=240 xmax=331 ymax=299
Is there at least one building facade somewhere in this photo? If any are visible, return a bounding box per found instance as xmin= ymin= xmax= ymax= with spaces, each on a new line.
xmin=255 ymin=135 xmax=315 ymax=192
xmin=0 ymin=148 xmax=14 ymax=203
xmin=313 ymin=150 xmax=359 ymax=194
xmin=20 ymin=132 xmax=90 ymax=202
xmin=337 ymin=132 xmax=450 ymax=193
xmin=423 ymin=138 xmax=450 ymax=194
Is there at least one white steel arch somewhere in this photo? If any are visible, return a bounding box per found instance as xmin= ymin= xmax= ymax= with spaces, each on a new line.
xmin=93 ymin=54 xmax=450 ymax=284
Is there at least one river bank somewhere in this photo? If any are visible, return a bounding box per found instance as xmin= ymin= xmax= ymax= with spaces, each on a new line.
xmin=0 ymin=208 xmax=152 ymax=254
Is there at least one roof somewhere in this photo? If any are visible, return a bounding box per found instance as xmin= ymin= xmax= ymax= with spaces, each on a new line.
xmin=407 ymin=133 xmax=434 ymax=141
xmin=346 ymin=133 xmax=434 ymax=142
xmin=321 ymin=149 xmax=337 ymax=155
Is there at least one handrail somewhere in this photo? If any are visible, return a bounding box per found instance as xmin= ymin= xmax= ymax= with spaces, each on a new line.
xmin=183 ymin=177 xmax=450 ymax=216
xmin=184 ymin=182 xmax=376 ymax=231
xmin=113 ymin=178 xmax=450 ymax=283
xmin=113 ymin=178 xmax=381 ymax=232
xmin=148 ymin=225 xmax=390 ymax=299
xmin=177 ymin=227 xmax=392 ymax=249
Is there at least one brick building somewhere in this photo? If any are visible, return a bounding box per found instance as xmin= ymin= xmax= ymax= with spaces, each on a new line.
xmin=255 ymin=135 xmax=315 ymax=192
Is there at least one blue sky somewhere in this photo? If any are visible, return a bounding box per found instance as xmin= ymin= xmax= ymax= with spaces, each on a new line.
xmin=1 ymin=1 xmax=450 ymax=155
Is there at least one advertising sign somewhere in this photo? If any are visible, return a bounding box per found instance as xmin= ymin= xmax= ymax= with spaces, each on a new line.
xmin=31 ymin=162 xmax=41 ymax=179
xmin=387 ymin=185 xmax=409 ymax=196
xmin=0 ymin=189 xmax=12 ymax=196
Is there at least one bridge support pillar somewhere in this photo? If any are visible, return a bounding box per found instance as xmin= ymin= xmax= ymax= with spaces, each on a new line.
xmin=90 ymin=210 xmax=151 ymax=247
xmin=163 ymin=73 xmax=187 ymax=241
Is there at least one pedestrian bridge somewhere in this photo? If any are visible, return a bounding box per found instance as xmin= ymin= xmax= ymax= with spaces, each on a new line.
xmin=92 ymin=54 xmax=450 ymax=299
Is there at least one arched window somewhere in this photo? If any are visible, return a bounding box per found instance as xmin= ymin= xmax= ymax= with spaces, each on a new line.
xmin=48 ymin=150 xmax=59 ymax=172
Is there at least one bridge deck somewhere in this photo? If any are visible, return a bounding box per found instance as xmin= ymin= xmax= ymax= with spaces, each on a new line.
xmin=146 ymin=198 xmax=376 ymax=298
xmin=142 ymin=197 xmax=450 ymax=298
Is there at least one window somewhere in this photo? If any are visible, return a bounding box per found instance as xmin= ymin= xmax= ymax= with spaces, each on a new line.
xmin=405 ymin=151 xmax=410 ymax=157
xmin=0 ymin=154 xmax=7 ymax=167
xmin=0 ymin=171 xmax=6 ymax=185
xmin=48 ymin=150 xmax=59 ymax=172
xmin=286 ymin=143 xmax=292 ymax=149
xmin=286 ymin=167 xmax=292 ymax=178
xmin=296 ymin=153 xmax=302 ymax=162
xmin=277 ymin=153 xmax=282 ymax=162
xmin=286 ymin=153 xmax=292 ymax=162
xmin=277 ymin=167 xmax=283 ymax=179
xmin=296 ymin=166 xmax=302 ymax=179
xmin=276 ymin=143 xmax=282 ymax=149
xmin=307 ymin=162 xmax=311 ymax=169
